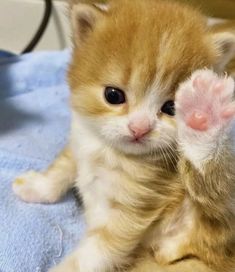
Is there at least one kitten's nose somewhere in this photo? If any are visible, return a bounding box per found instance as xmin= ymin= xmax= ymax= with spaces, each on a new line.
xmin=128 ymin=116 xmax=151 ymax=140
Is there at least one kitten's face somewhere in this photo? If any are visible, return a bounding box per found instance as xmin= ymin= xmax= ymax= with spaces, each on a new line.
xmin=69 ymin=0 xmax=218 ymax=155
xmin=75 ymin=81 xmax=177 ymax=155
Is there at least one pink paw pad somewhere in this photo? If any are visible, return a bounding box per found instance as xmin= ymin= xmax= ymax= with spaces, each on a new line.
xmin=192 ymin=75 xmax=211 ymax=92
xmin=222 ymin=107 xmax=235 ymax=119
xmin=187 ymin=111 xmax=209 ymax=131
xmin=176 ymin=69 xmax=235 ymax=132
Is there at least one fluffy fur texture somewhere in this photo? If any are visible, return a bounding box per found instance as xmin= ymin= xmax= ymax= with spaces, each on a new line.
xmin=13 ymin=0 xmax=235 ymax=271
xmin=210 ymin=19 xmax=235 ymax=77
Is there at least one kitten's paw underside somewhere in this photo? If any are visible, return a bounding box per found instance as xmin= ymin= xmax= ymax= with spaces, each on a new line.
xmin=13 ymin=171 xmax=57 ymax=203
xmin=176 ymin=69 xmax=235 ymax=132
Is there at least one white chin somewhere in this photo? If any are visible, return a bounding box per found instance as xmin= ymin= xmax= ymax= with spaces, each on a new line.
xmin=115 ymin=141 xmax=154 ymax=155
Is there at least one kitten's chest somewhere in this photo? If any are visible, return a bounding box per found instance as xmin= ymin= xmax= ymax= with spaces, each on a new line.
xmin=79 ymin=162 xmax=120 ymax=229
xmin=71 ymin=119 xmax=119 ymax=229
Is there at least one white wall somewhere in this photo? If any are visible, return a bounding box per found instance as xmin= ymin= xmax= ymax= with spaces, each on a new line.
xmin=0 ymin=0 xmax=222 ymax=54
xmin=0 ymin=0 xmax=71 ymax=54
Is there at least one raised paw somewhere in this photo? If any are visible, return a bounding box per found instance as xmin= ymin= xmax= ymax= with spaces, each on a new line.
xmin=175 ymin=69 xmax=235 ymax=166
xmin=176 ymin=69 xmax=235 ymax=132
xmin=13 ymin=171 xmax=58 ymax=203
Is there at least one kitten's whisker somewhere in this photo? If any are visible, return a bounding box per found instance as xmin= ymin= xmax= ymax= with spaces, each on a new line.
xmin=159 ymin=144 xmax=171 ymax=170
xmin=159 ymin=139 xmax=178 ymax=171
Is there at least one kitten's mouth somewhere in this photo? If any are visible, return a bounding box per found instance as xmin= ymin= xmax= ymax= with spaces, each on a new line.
xmin=118 ymin=136 xmax=153 ymax=155
xmin=130 ymin=137 xmax=146 ymax=144
xmin=122 ymin=136 xmax=148 ymax=146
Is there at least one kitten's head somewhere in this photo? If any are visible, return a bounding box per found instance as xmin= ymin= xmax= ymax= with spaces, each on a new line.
xmin=68 ymin=0 xmax=235 ymax=155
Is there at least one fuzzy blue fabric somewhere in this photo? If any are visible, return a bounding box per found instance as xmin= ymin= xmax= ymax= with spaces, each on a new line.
xmin=0 ymin=50 xmax=85 ymax=272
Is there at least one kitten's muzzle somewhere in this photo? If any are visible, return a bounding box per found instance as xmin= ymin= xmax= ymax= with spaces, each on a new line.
xmin=128 ymin=116 xmax=152 ymax=140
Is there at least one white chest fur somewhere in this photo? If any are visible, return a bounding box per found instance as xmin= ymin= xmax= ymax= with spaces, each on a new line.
xmin=70 ymin=113 xmax=119 ymax=230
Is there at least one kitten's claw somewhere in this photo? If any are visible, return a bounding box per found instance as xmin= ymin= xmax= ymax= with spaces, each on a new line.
xmin=13 ymin=171 xmax=58 ymax=203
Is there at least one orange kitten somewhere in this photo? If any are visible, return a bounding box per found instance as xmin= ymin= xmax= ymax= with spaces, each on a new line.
xmin=13 ymin=0 xmax=235 ymax=271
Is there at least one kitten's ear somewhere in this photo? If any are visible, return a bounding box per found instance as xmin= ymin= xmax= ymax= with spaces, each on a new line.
xmin=212 ymin=32 xmax=235 ymax=72
xmin=70 ymin=3 xmax=108 ymax=46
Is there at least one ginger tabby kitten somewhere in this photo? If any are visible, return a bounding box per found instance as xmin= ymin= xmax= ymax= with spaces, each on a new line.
xmin=13 ymin=0 xmax=235 ymax=271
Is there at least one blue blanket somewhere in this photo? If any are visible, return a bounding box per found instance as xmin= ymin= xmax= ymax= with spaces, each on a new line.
xmin=0 ymin=50 xmax=86 ymax=272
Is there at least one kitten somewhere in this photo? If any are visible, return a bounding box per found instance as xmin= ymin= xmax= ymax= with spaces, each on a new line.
xmin=13 ymin=0 xmax=235 ymax=271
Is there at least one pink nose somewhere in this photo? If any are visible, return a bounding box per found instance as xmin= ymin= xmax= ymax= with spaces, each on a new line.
xmin=128 ymin=116 xmax=151 ymax=140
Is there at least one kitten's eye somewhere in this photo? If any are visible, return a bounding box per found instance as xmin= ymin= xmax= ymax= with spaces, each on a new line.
xmin=104 ymin=87 xmax=126 ymax=105
xmin=161 ymin=100 xmax=175 ymax=116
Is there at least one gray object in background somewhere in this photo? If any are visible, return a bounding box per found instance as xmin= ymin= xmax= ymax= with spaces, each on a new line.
xmin=0 ymin=0 xmax=71 ymax=53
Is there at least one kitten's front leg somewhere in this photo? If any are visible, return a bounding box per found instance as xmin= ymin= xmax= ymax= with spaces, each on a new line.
xmin=176 ymin=69 xmax=235 ymax=217
xmin=13 ymin=147 xmax=76 ymax=203
xmin=174 ymin=70 xmax=235 ymax=270
xmin=176 ymin=69 xmax=235 ymax=218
